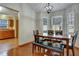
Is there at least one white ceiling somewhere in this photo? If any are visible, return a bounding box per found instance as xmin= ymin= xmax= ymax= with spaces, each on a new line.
xmin=27 ymin=3 xmax=72 ymax=12
xmin=0 ymin=5 xmax=18 ymax=16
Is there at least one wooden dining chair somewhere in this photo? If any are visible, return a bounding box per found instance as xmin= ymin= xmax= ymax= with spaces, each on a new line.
xmin=63 ymin=31 xmax=78 ymax=56
xmin=33 ymin=30 xmax=39 ymax=35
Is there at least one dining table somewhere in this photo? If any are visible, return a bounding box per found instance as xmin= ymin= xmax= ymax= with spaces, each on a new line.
xmin=34 ymin=34 xmax=70 ymax=56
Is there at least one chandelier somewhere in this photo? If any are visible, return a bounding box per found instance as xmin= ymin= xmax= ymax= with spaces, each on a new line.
xmin=45 ymin=3 xmax=53 ymax=14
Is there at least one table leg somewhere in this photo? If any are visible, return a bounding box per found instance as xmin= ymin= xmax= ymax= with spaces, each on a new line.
xmin=33 ymin=44 xmax=36 ymax=50
xmin=38 ymin=46 xmax=40 ymax=52
xmin=32 ymin=44 xmax=34 ymax=53
xmin=43 ymin=48 xmax=45 ymax=54
xmin=66 ymin=40 xmax=69 ymax=56
xmin=32 ymin=44 xmax=35 ymax=56
xmin=39 ymin=47 xmax=41 ymax=52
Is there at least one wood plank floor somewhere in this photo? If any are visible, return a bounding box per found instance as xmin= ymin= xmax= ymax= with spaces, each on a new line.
xmin=0 ymin=39 xmax=79 ymax=56
xmin=0 ymin=38 xmax=18 ymax=45
xmin=0 ymin=38 xmax=18 ymax=56
xmin=7 ymin=43 xmax=79 ymax=56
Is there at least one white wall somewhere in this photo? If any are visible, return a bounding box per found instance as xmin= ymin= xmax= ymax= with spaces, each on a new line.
xmin=35 ymin=12 xmax=41 ymax=32
xmin=35 ymin=12 xmax=50 ymax=34
xmin=19 ymin=4 xmax=35 ymax=45
xmin=0 ymin=3 xmax=36 ymax=45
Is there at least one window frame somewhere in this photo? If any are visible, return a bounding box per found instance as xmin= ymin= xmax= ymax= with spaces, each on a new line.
xmin=42 ymin=17 xmax=48 ymax=36
xmin=67 ymin=11 xmax=75 ymax=33
xmin=51 ymin=15 xmax=63 ymax=31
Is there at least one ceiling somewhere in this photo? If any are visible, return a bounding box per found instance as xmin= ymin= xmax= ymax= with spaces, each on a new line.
xmin=0 ymin=5 xmax=18 ymax=16
xmin=27 ymin=3 xmax=72 ymax=12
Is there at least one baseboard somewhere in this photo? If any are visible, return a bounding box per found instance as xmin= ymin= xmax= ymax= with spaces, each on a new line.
xmin=75 ymin=43 xmax=79 ymax=48
xmin=75 ymin=46 xmax=79 ymax=48
xmin=19 ymin=40 xmax=34 ymax=47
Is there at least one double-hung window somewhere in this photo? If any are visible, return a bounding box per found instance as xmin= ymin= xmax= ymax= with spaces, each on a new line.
xmin=51 ymin=16 xmax=63 ymax=35
xmin=43 ymin=18 xmax=48 ymax=36
xmin=67 ymin=11 xmax=74 ymax=33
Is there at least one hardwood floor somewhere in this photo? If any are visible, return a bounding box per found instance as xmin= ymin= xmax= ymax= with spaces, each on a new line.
xmin=0 ymin=40 xmax=79 ymax=56
xmin=7 ymin=42 xmax=79 ymax=56
xmin=0 ymin=38 xmax=18 ymax=45
xmin=0 ymin=38 xmax=18 ymax=56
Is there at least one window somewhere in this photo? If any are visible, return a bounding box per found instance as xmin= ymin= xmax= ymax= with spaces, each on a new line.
xmin=51 ymin=16 xmax=63 ymax=31
xmin=51 ymin=16 xmax=63 ymax=35
xmin=67 ymin=11 xmax=74 ymax=33
xmin=0 ymin=20 xmax=8 ymax=29
xmin=43 ymin=18 xmax=48 ymax=36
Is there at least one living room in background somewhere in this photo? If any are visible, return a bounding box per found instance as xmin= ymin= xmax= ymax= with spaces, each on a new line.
xmin=0 ymin=5 xmax=19 ymax=39
xmin=0 ymin=19 xmax=8 ymax=29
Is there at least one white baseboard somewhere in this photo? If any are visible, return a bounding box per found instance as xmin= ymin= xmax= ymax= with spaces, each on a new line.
xmin=75 ymin=42 xmax=79 ymax=48
xmin=19 ymin=40 xmax=34 ymax=46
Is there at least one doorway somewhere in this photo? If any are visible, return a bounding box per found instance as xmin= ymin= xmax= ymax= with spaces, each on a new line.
xmin=0 ymin=5 xmax=19 ymax=51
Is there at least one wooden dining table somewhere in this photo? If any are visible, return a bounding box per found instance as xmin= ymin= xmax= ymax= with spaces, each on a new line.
xmin=34 ymin=35 xmax=70 ymax=56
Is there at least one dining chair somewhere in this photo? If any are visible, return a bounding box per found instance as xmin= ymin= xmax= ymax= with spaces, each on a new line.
xmin=33 ymin=30 xmax=39 ymax=35
xmin=63 ymin=31 xmax=78 ymax=56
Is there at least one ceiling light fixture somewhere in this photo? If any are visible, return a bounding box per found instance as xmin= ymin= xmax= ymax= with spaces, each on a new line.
xmin=45 ymin=3 xmax=53 ymax=14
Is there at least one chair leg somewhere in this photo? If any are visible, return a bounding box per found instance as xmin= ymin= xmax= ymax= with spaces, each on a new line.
xmin=43 ymin=48 xmax=45 ymax=54
xmin=60 ymin=52 xmax=64 ymax=56
xmin=60 ymin=49 xmax=64 ymax=56
xmin=62 ymin=50 xmax=64 ymax=56
xmin=72 ymin=48 xmax=75 ymax=56
xmin=32 ymin=44 xmax=34 ymax=53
